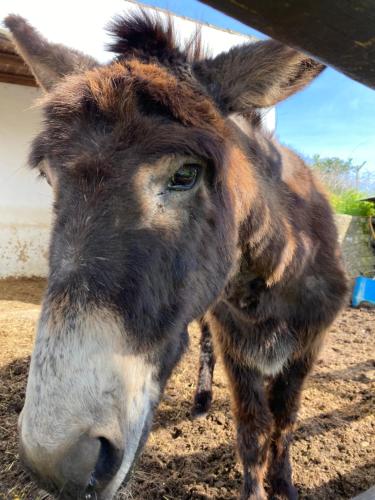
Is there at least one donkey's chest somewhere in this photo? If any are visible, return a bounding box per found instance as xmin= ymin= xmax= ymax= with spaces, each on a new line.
xmin=242 ymin=325 xmax=296 ymax=376
xmin=210 ymin=277 xmax=298 ymax=376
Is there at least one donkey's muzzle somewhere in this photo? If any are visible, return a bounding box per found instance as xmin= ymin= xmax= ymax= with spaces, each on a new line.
xmin=20 ymin=434 xmax=124 ymax=499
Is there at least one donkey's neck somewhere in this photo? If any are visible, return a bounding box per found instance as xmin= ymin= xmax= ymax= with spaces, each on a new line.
xmin=229 ymin=132 xmax=298 ymax=289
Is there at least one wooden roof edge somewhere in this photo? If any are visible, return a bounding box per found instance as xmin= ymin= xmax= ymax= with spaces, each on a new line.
xmin=0 ymin=27 xmax=38 ymax=87
xmin=0 ymin=27 xmax=11 ymax=41
xmin=0 ymin=71 xmax=37 ymax=87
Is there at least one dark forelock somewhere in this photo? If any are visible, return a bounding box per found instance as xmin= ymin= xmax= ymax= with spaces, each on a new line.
xmin=107 ymin=10 xmax=204 ymax=65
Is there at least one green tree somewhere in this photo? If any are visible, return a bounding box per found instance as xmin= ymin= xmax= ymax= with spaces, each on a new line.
xmin=309 ymin=155 xmax=375 ymax=216
xmin=311 ymin=155 xmax=353 ymax=176
xmin=310 ymin=155 xmax=372 ymax=194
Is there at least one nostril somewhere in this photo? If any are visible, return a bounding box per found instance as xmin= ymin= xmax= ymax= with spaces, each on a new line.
xmin=21 ymin=434 xmax=124 ymax=498
xmin=93 ymin=437 xmax=123 ymax=484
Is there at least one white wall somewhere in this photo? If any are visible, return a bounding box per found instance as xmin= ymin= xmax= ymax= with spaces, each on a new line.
xmin=0 ymin=2 xmax=274 ymax=278
xmin=0 ymin=0 xmax=255 ymax=63
xmin=0 ymin=82 xmax=52 ymax=277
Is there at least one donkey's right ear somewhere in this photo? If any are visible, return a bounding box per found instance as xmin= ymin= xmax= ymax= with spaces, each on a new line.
xmin=193 ymin=40 xmax=324 ymax=114
xmin=4 ymin=15 xmax=98 ymax=91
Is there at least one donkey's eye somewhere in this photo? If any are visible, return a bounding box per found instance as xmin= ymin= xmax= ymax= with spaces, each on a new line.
xmin=168 ymin=164 xmax=200 ymax=191
xmin=38 ymin=169 xmax=51 ymax=186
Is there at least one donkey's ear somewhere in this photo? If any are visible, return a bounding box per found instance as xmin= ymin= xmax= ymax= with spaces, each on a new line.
xmin=193 ymin=40 xmax=325 ymax=114
xmin=4 ymin=15 xmax=98 ymax=91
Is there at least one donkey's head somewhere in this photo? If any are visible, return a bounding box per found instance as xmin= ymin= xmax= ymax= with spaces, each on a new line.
xmin=5 ymin=12 xmax=324 ymax=499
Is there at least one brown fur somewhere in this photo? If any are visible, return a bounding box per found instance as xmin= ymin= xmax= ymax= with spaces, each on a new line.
xmin=5 ymin=12 xmax=348 ymax=500
xmin=193 ymin=40 xmax=324 ymax=112
xmin=46 ymin=59 xmax=225 ymax=132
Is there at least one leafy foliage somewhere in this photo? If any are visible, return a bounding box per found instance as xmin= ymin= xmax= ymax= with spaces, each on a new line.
xmin=309 ymin=155 xmax=375 ymax=216
xmin=329 ymin=190 xmax=375 ymax=216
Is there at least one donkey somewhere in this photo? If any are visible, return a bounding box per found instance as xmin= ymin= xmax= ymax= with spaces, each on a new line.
xmin=5 ymin=12 xmax=347 ymax=500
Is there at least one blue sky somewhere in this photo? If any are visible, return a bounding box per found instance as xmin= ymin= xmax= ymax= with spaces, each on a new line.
xmin=141 ymin=0 xmax=375 ymax=181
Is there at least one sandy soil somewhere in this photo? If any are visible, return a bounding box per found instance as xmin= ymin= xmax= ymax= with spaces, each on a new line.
xmin=0 ymin=278 xmax=374 ymax=500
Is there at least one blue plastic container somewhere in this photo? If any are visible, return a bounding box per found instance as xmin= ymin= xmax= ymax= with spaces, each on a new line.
xmin=352 ymin=276 xmax=375 ymax=307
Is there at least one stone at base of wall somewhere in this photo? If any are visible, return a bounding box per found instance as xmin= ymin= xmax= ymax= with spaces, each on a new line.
xmin=0 ymin=224 xmax=50 ymax=278
xmin=335 ymin=214 xmax=375 ymax=279
xmin=0 ymin=207 xmax=51 ymax=278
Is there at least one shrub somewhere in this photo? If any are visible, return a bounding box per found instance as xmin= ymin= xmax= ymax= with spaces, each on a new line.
xmin=329 ymin=189 xmax=375 ymax=216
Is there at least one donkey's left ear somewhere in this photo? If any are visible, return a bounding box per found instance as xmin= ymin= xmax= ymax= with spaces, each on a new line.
xmin=193 ymin=40 xmax=325 ymax=114
xmin=4 ymin=15 xmax=98 ymax=91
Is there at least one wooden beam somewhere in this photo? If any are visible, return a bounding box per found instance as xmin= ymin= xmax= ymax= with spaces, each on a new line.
xmin=0 ymin=52 xmax=32 ymax=80
xmin=199 ymin=0 xmax=375 ymax=89
xmin=0 ymin=51 xmax=24 ymax=65
xmin=0 ymin=71 xmax=37 ymax=87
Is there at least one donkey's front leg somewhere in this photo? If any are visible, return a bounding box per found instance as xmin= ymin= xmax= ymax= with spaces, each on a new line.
xmin=224 ymin=356 xmax=273 ymax=500
xmin=267 ymin=356 xmax=313 ymax=500
xmin=192 ymin=318 xmax=216 ymax=417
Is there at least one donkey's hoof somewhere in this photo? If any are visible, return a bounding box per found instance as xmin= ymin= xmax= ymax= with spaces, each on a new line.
xmin=269 ymin=481 xmax=298 ymax=500
xmin=240 ymin=484 xmax=267 ymax=500
xmin=191 ymin=390 xmax=212 ymax=418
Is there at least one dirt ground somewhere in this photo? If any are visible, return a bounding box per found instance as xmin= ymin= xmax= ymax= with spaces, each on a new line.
xmin=0 ymin=278 xmax=374 ymax=500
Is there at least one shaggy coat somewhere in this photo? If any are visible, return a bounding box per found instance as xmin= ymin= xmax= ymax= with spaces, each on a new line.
xmin=5 ymin=11 xmax=348 ymax=500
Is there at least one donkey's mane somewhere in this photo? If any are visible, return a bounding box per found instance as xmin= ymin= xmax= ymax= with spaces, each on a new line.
xmin=29 ymin=13 xmax=224 ymax=176
xmin=107 ymin=11 xmax=204 ymax=65
xmin=30 ymin=11 xmax=222 ymax=171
